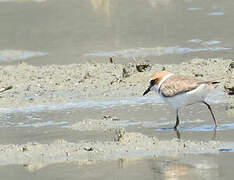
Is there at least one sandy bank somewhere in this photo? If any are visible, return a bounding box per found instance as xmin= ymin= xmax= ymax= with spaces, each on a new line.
xmin=0 ymin=58 xmax=233 ymax=110
xmin=0 ymin=131 xmax=232 ymax=166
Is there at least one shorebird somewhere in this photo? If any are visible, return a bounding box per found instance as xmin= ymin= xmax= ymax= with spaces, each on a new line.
xmin=143 ymin=71 xmax=218 ymax=129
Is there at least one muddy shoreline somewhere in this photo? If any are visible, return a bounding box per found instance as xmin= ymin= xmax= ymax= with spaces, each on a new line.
xmin=0 ymin=58 xmax=234 ymax=166
xmin=0 ymin=58 xmax=233 ymax=109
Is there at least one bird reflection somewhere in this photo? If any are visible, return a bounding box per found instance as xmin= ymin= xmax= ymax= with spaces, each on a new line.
xmin=164 ymin=162 xmax=194 ymax=180
xmin=89 ymin=0 xmax=173 ymax=18
xmin=174 ymin=128 xmax=217 ymax=140
xmin=211 ymin=128 xmax=217 ymax=140
xmin=175 ymin=129 xmax=181 ymax=139
xmin=90 ymin=0 xmax=112 ymax=17
xmin=148 ymin=0 xmax=172 ymax=8
xmin=147 ymin=159 xmax=195 ymax=180
xmin=23 ymin=163 xmax=48 ymax=172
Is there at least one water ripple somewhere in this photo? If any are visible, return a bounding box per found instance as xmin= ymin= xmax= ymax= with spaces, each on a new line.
xmin=0 ymin=91 xmax=226 ymax=114
xmin=0 ymin=50 xmax=48 ymax=62
xmin=208 ymin=12 xmax=224 ymax=16
xmin=84 ymin=46 xmax=231 ymax=58
xmin=157 ymin=123 xmax=234 ymax=132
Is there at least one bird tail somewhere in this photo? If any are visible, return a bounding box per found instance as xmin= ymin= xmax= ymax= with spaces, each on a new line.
xmin=208 ymin=81 xmax=220 ymax=88
xmin=199 ymin=81 xmax=220 ymax=88
xmin=211 ymin=81 xmax=220 ymax=85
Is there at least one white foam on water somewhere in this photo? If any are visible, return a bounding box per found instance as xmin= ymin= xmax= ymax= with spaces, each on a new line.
xmin=208 ymin=12 xmax=224 ymax=16
xmin=84 ymin=46 xmax=231 ymax=58
xmin=201 ymin=41 xmax=221 ymax=45
xmin=0 ymin=50 xmax=48 ymax=62
xmin=0 ymin=120 xmax=68 ymax=128
xmin=188 ymin=39 xmax=202 ymax=43
xmin=16 ymin=121 xmax=68 ymax=128
xmin=187 ymin=8 xmax=203 ymax=11
xmin=0 ymin=0 xmax=46 ymax=2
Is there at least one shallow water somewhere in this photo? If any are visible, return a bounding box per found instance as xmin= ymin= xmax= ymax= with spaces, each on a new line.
xmin=0 ymin=99 xmax=233 ymax=179
xmin=0 ymin=0 xmax=234 ymax=65
xmin=0 ymin=91 xmax=231 ymax=143
xmin=0 ymin=91 xmax=226 ymax=114
xmin=0 ymin=152 xmax=234 ymax=180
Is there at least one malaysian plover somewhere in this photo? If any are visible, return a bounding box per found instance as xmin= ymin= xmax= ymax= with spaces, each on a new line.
xmin=143 ymin=71 xmax=218 ymax=129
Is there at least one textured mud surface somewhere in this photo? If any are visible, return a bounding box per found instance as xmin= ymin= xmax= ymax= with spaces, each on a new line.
xmin=0 ymin=58 xmax=233 ymax=167
xmin=0 ymin=131 xmax=233 ymax=166
xmin=0 ymin=58 xmax=233 ymax=109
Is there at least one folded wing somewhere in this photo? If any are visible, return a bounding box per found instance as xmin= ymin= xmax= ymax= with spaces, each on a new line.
xmin=160 ymin=75 xmax=207 ymax=97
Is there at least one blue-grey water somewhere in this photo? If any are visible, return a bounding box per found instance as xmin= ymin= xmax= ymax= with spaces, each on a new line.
xmin=0 ymin=0 xmax=234 ymax=65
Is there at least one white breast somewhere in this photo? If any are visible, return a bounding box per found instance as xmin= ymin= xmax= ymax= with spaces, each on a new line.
xmin=160 ymin=84 xmax=211 ymax=109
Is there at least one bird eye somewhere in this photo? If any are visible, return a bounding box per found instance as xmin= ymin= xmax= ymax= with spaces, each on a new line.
xmin=150 ymin=79 xmax=155 ymax=85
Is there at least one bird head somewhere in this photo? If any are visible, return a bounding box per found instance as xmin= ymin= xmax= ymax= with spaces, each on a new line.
xmin=143 ymin=71 xmax=171 ymax=96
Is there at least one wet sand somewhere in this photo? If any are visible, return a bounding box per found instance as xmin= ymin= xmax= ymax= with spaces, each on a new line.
xmin=0 ymin=131 xmax=233 ymax=166
xmin=0 ymin=57 xmax=233 ymax=167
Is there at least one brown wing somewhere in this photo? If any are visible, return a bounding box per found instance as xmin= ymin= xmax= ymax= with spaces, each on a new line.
xmin=160 ymin=75 xmax=204 ymax=97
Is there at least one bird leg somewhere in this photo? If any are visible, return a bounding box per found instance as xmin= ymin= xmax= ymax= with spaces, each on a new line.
xmin=174 ymin=108 xmax=180 ymax=129
xmin=175 ymin=129 xmax=181 ymax=139
xmin=202 ymin=101 xmax=217 ymax=128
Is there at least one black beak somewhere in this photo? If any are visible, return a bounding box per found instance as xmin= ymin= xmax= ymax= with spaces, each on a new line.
xmin=143 ymin=86 xmax=152 ymax=96
xmin=143 ymin=79 xmax=155 ymax=96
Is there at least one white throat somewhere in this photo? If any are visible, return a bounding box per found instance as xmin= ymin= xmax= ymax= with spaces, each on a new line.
xmin=157 ymin=73 xmax=174 ymax=94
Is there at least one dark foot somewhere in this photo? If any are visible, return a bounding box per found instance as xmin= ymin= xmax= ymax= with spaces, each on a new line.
xmin=174 ymin=108 xmax=180 ymax=129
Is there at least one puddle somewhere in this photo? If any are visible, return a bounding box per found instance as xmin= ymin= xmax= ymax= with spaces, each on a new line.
xmin=187 ymin=7 xmax=203 ymax=11
xmin=16 ymin=121 xmax=68 ymax=128
xmin=0 ymin=120 xmax=68 ymax=128
xmin=0 ymin=91 xmax=226 ymax=114
xmin=157 ymin=123 xmax=234 ymax=132
xmin=188 ymin=39 xmax=222 ymax=46
xmin=188 ymin=39 xmax=203 ymax=43
xmin=0 ymin=118 xmax=205 ymax=129
xmin=0 ymin=50 xmax=48 ymax=62
xmin=142 ymin=119 xmax=205 ymax=128
xmin=0 ymin=95 xmax=163 ymax=114
xmin=113 ymin=121 xmax=143 ymax=127
xmin=0 ymin=90 xmax=225 ymax=129
xmin=25 ymin=115 xmax=41 ymax=120
xmin=0 ymin=0 xmax=46 ymax=2
xmin=84 ymin=46 xmax=231 ymax=58
xmin=219 ymin=148 xmax=234 ymax=152
xmin=0 ymin=111 xmax=68 ymax=128
xmin=201 ymin=41 xmax=221 ymax=45
xmin=208 ymin=12 xmax=224 ymax=16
